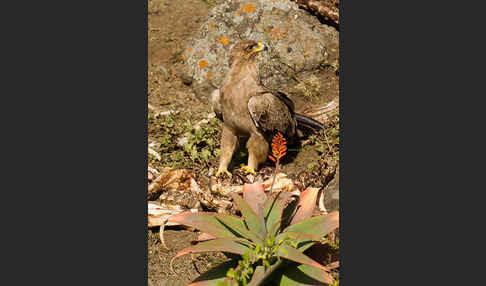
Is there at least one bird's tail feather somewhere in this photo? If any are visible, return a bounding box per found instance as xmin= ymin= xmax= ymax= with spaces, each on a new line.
xmin=295 ymin=113 xmax=324 ymax=131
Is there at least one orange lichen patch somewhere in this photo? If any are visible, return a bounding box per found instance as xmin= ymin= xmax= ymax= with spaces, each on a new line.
xmin=207 ymin=72 xmax=212 ymax=79
xmin=187 ymin=47 xmax=192 ymax=52
xmin=268 ymin=26 xmax=288 ymax=40
xmin=209 ymin=23 xmax=215 ymax=30
xmin=304 ymin=53 xmax=310 ymax=59
xmin=199 ymin=60 xmax=208 ymax=69
xmin=237 ymin=3 xmax=255 ymax=15
xmin=242 ymin=3 xmax=255 ymax=12
xmin=220 ymin=36 xmax=230 ymax=46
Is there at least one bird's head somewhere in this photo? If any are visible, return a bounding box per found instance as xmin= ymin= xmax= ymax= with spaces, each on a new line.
xmin=228 ymin=40 xmax=268 ymax=67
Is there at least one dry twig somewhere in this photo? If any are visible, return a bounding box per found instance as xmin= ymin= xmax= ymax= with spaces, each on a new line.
xmin=292 ymin=0 xmax=339 ymax=25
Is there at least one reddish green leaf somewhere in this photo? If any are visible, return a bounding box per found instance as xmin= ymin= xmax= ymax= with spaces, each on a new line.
xmin=284 ymin=212 xmax=339 ymax=237
xmin=195 ymin=232 xmax=216 ymax=242
xmin=247 ymin=265 xmax=265 ymax=286
xmin=168 ymin=212 xmax=243 ymax=239
xmin=275 ymin=232 xmax=322 ymax=244
xmin=283 ymin=212 xmax=339 ymax=251
xmin=229 ymin=192 xmax=265 ymax=240
xmin=188 ymin=260 xmax=237 ymax=286
xmin=264 ymin=192 xmax=293 ymax=237
xmin=173 ymin=238 xmax=251 ymax=260
xmin=278 ymin=263 xmax=334 ymax=285
xmin=216 ymin=214 xmax=262 ymax=243
xmin=243 ymin=183 xmax=267 ymax=215
xmin=290 ymin=187 xmax=320 ymax=225
xmin=277 ymin=245 xmax=328 ymax=272
xmin=242 ymin=183 xmax=267 ymax=237
xmin=251 ymin=260 xmax=285 ymax=286
xmin=280 ymin=199 xmax=299 ymax=230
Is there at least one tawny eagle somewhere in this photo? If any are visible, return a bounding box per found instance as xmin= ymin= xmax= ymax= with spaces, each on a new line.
xmin=211 ymin=40 xmax=323 ymax=177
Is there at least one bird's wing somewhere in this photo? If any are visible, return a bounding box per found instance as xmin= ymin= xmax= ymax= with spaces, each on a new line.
xmin=248 ymin=91 xmax=296 ymax=136
xmin=272 ymin=91 xmax=295 ymax=114
xmin=210 ymin=89 xmax=223 ymax=121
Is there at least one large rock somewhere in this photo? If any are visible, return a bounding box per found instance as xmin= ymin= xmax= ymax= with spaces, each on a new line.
xmin=179 ymin=0 xmax=339 ymax=99
xmin=324 ymin=166 xmax=339 ymax=212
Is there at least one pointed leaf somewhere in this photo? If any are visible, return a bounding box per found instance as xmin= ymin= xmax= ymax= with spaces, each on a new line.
xmin=277 ymin=245 xmax=328 ymax=272
xmin=214 ymin=214 xmax=251 ymax=238
xmin=229 ymin=192 xmax=265 ymax=241
xmin=252 ymin=260 xmax=286 ymax=286
xmin=243 ymin=183 xmax=267 ymax=237
xmin=275 ymin=232 xmax=322 ymax=244
xmin=290 ymin=187 xmax=320 ymax=225
xmin=256 ymin=205 xmax=267 ymax=238
xmin=195 ymin=232 xmax=217 ymax=242
xmin=188 ymin=260 xmax=238 ymax=286
xmin=278 ymin=263 xmax=334 ymax=285
xmin=169 ymin=212 xmax=243 ymax=239
xmin=247 ymin=265 xmax=265 ymax=286
xmin=243 ymin=183 xmax=267 ymax=215
xmin=216 ymin=214 xmax=262 ymax=243
xmin=284 ymin=212 xmax=339 ymax=237
xmin=280 ymin=199 xmax=299 ymax=230
xmin=283 ymin=212 xmax=339 ymax=251
xmin=173 ymin=238 xmax=251 ymax=260
xmin=264 ymin=192 xmax=293 ymax=237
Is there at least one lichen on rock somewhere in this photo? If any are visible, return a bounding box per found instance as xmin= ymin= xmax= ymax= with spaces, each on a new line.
xmin=180 ymin=0 xmax=339 ymax=100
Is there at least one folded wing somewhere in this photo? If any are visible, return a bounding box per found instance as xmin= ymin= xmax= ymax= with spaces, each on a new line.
xmin=248 ymin=91 xmax=297 ymax=137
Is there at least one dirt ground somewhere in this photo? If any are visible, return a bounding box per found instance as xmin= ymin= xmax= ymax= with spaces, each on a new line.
xmin=148 ymin=228 xmax=229 ymax=286
xmin=148 ymin=0 xmax=339 ymax=284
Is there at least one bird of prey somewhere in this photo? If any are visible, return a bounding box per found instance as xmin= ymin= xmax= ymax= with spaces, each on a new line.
xmin=212 ymin=40 xmax=324 ymax=177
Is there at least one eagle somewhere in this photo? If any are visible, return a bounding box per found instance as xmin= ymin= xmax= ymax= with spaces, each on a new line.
xmin=212 ymin=40 xmax=324 ymax=177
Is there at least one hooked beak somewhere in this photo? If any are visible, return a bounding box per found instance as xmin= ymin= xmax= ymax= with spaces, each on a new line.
xmin=260 ymin=42 xmax=268 ymax=51
xmin=250 ymin=42 xmax=268 ymax=54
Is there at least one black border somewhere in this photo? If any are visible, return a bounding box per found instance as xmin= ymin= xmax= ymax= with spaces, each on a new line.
xmin=6 ymin=0 xmax=477 ymax=285
xmin=7 ymin=0 xmax=148 ymax=284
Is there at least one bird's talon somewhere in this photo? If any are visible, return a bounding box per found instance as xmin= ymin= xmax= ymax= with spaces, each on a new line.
xmin=216 ymin=169 xmax=232 ymax=178
xmin=241 ymin=165 xmax=256 ymax=175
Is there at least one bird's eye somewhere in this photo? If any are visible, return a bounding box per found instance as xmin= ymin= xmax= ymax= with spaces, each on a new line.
xmin=247 ymin=43 xmax=257 ymax=51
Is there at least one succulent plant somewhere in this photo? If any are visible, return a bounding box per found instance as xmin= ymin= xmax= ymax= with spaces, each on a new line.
xmin=168 ymin=182 xmax=339 ymax=285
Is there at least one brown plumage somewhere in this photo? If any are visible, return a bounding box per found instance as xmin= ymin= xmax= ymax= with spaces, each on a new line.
xmin=212 ymin=40 xmax=323 ymax=176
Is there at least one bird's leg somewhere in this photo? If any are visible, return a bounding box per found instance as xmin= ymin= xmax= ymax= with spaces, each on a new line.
xmin=216 ymin=126 xmax=238 ymax=178
xmin=245 ymin=133 xmax=269 ymax=174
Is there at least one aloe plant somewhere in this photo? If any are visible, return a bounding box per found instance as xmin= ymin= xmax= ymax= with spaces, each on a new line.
xmin=168 ymin=182 xmax=339 ymax=286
